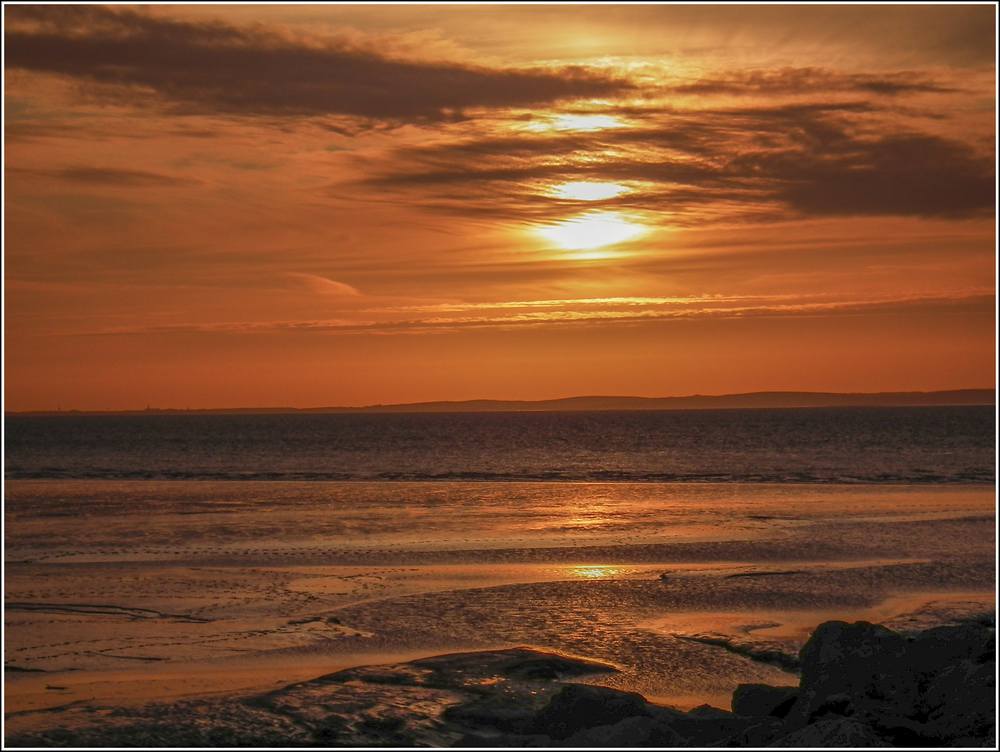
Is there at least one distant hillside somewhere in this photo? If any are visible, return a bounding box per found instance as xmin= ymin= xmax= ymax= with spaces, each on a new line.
xmin=9 ymin=389 xmax=995 ymax=416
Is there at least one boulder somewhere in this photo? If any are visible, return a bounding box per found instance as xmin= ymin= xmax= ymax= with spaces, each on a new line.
xmin=767 ymin=718 xmax=891 ymax=747
xmin=921 ymin=660 xmax=995 ymax=744
xmin=527 ymin=683 xmax=650 ymax=739
xmin=788 ymin=620 xmax=915 ymax=726
xmin=688 ymin=704 xmax=735 ymax=719
xmin=731 ymin=683 xmax=798 ymax=718
xmin=443 ymin=695 xmax=537 ymax=733
xmin=724 ymin=718 xmax=786 ymax=747
xmin=907 ymin=623 xmax=995 ymax=679
xmin=561 ymin=716 xmax=682 ymax=747
xmin=662 ymin=706 xmax=755 ymax=746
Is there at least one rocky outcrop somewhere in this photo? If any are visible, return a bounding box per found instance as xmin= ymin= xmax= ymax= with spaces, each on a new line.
xmin=502 ymin=618 xmax=995 ymax=748
xmin=7 ymin=620 xmax=994 ymax=748
xmin=731 ymin=683 xmax=798 ymax=718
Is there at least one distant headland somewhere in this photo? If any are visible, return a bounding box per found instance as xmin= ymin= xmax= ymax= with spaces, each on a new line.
xmin=8 ymin=389 xmax=995 ymax=416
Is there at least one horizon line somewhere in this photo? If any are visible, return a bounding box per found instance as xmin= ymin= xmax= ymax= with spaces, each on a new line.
xmin=6 ymin=387 xmax=995 ymax=416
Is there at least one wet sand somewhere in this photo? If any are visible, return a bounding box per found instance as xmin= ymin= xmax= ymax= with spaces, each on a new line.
xmin=4 ymin=481 xmax=995 ymax=740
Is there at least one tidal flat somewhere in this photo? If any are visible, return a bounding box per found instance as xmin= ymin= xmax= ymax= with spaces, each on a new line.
xmin=4 ymin=481 xmax=995 ymax=745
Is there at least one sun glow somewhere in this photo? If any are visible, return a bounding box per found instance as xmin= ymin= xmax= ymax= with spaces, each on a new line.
xmin=553 ymin=114 xmax=624 ymax=131
xmin=536 ymin=211 xmax=648 ymax=253
xmin=524 ymin=114 xmax=625 ymax=133
xmin=551 ymin=181 xmax=630 ymax=201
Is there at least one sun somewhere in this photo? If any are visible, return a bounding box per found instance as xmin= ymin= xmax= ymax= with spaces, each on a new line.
xmin=551 ymin=114 xmax=624 ymax=132
xmin=536 ymin=211 xmax=648 ymax=254
xmin=551 ymin=181 xmax=630 ymax=201
xmin=523 ymin=114 xmax=625 ymax=133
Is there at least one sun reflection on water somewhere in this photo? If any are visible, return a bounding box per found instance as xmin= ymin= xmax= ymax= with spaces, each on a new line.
xmin=570 ymin=565 xmax=624 ymax=579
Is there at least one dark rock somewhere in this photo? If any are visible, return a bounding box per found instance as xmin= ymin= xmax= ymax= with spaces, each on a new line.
xmin=870 ymin=716 xmax=943 ymax=747
xmin=921 ymin=660 xmax=995 ymax=744
xmin=561 ymin=716 xmax=682 ymax=747
xmin=731 ymin=683 xmax=798 ymax=718
xmin=688 ymin=703 xmax=733 ymax=719
xmin=664 ymin=707 xmax=755 ymax=746
xmin=808 ymin=691 xmax=855 ymax=721
xmin=458 ymin=731 xmax=555 ymax=747
xmin=908 ymin=623 xmax=995 ymax=676
xmin=527 ymin=683 xmax=651 ymax=739
xmin=499 ymin=655 xmax=610 ymax=681
xmin=725 ymin=718 xmax=786 ymax=747
xmin=788 ymin=620 xmax=915 ymax=727
xmin=443 ymin=695 xmax=537 ymax=732
xmin=767 ymin=718 xmax=891 ymax=747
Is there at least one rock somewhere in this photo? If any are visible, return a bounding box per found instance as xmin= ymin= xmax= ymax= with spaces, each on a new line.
xmin=908 ymin=623 xmax=995 ymax=678
xmin=724 ymin=718 xmax=786 ymax=747
xmin=459 ymin=732 xmax=554 ymax=747
xmin=731 ymin=683 xmax=798 ymax=718
xmin=664 ymin=707 xmax=755 ymax=746
xmin=767 ymin=718 xmax=891 ymax=747
xmin=561 ymin=716 xmax=682 ymax=747
xmin=808 ymin=692 xmax=855 ymax=721
xmin=688 ymin=704 xmax=734 ymax=719
xmin=443 ymin=695 xmax=537 ymax=732
xmin=788 ymin=620 xmax=914 ymax=727
xmin=496 ymin=653 xmax=617 ymax=681
xmin=869 ymin=716 xmax=942 ymax=747
xmin=921 ymin=660 xmax=995 ymax=744
xmin=527 ymin=684 xmax=651 ymax=739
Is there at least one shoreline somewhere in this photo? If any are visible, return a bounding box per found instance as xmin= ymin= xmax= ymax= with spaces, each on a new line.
xmin=7 ymin=614 xmax=995 ymax=748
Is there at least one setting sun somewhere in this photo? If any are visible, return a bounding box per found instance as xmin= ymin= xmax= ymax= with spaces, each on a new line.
xmin=536 ymin=210 xmax=648 ymax=252
xmin=551 ymin=181 xmax=630 ymax=201
xmin=524 ymin=113 xmax=625 ymax=132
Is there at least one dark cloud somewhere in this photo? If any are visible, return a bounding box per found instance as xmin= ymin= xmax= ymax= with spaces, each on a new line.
xmin=9 ymin=166 xmax=200 ymax=187
xmin=737 ymin=134 xmax=995 ymax=218
xmin=668 ymin=67 xmax=956 ymax=97
xmin=4 ymin=6 xmax=631 ymax=122
xmin=370 ymin=102 xmax=994 ymax=220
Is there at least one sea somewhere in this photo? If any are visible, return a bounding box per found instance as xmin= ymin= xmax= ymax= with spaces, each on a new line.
xmin=3 ymin=405 xmax=996 ymax=741
xmin=4 ymin=405 xmax=995 ymax=482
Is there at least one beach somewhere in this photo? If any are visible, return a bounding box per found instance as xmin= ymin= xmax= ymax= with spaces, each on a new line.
xmin=5 ymin=479 xmax=994 ymax=743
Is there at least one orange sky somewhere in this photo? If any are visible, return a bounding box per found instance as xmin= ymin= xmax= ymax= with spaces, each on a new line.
xmin=4 ymin=4 xmax=996 ymax=410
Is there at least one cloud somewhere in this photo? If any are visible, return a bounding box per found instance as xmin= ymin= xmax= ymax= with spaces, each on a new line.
xmin=667 ymin=67 xmax=956 ymax=96
xmin=286 ymin=273 xmax=362 ymax=297
xmin=4 ymin=6 xmax=631 ymax=122
xmin=74 ymin=292 xmax=993 ymax=338
xmin=369 ymin=101 xmax=994 ymax=220
xmin=8 ymin=166 xmax=200 ymax=187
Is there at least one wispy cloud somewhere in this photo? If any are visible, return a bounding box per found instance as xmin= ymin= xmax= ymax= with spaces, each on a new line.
xmin=5 ymin=5 xmax=631 ymax=123
xmin=9 ymin=165 xmax=200 ymax=187
xmin=286 ymin=273 xmax=362 ymax=297
xmin=665 ymin=67 xmax=957 ymax=96
xmin=73 ymin=292 xmax=993 ymax=338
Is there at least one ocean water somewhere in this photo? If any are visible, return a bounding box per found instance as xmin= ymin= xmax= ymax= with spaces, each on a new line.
xmin=4 ymin=406 xmax=996 ymax=741
xmin=4 ymin=406 xmax=995 ymax=482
